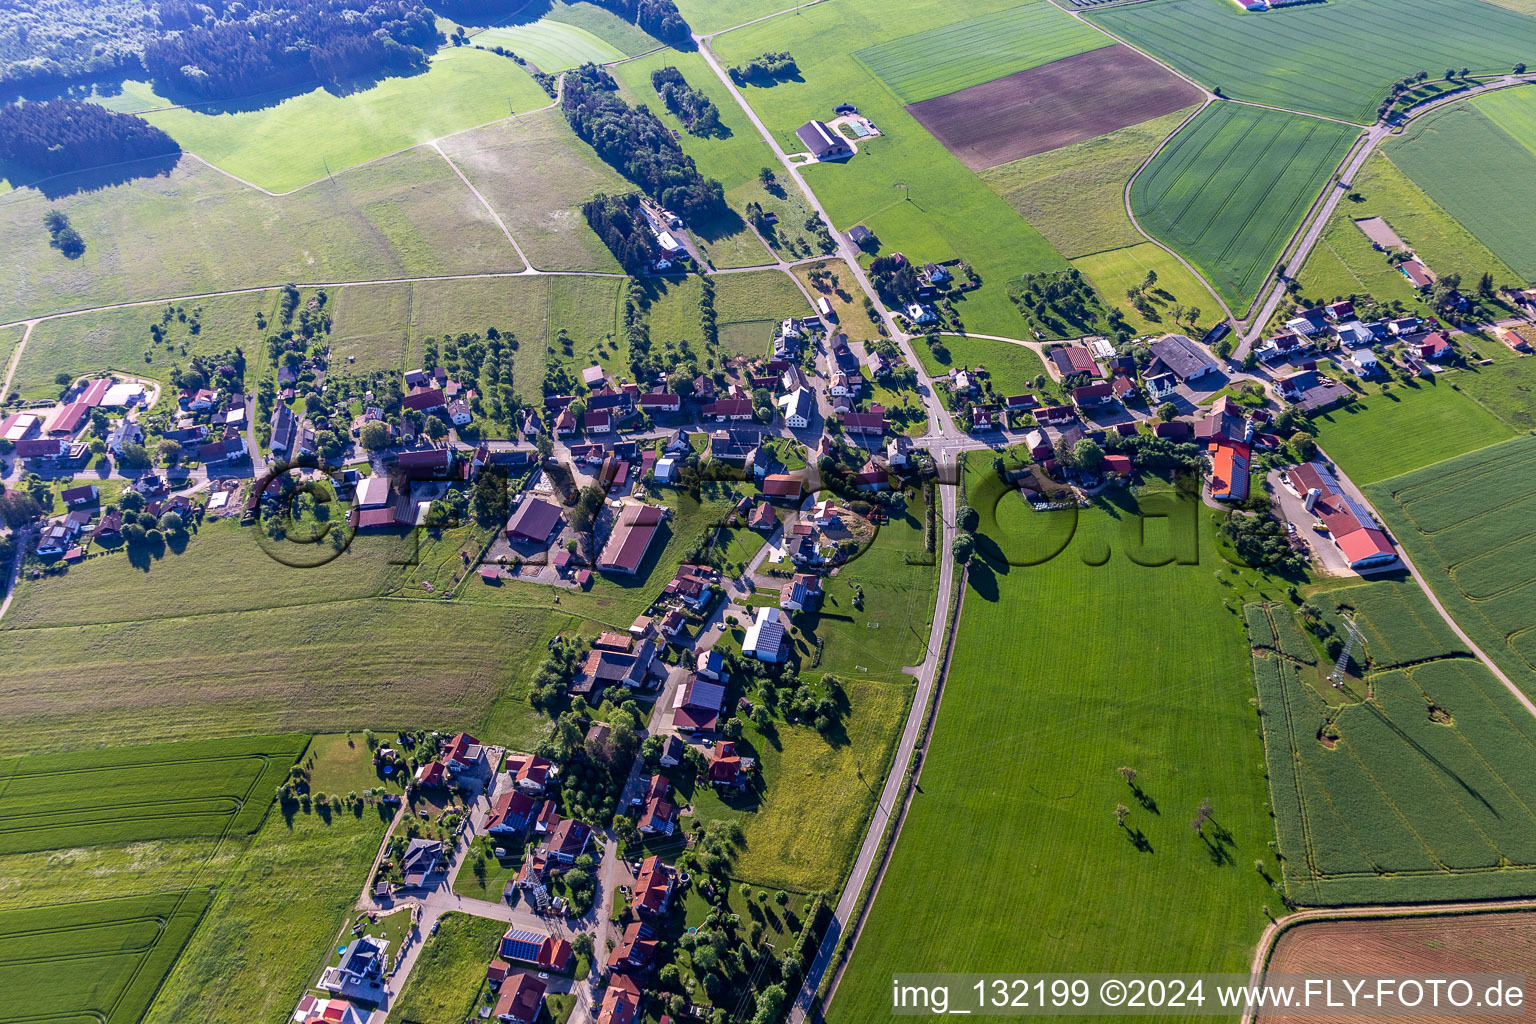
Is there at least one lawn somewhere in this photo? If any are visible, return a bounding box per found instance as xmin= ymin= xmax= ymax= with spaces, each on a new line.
xmin=829 ymin=478 xmax=1283 ymax=1022
xmin=1072 ymin=243 xmax=1223 ymax=337
xmin=710 ymin=0 xmax=1072 ymax=336
xmin=473 ymin=20 xmax=627 ymax=71
xmin=912 ymin=334 xmax=1052 ymax=398
xmin=673 ymin=0 xmax=803 ymax=35
xmin=385 ymin=913 xmax=505 ymax=1024
xmin=1130 ymin=102 xmax=1359 ymax=312
xmin=1 ymin=890 xmax=212 ymax=1024
xmin=851 ymin=1 xmax=1112 ymax=105
xmin=1364 ymin=434 xmax=1536 ymax=694
xmin=437 ymin=106 xmax=628 ymax=273
xmin=539 ymin=0 xmax=666 ymax=54
xmin=116 ymin=48 xmax=551 ymax=193
xmin=1307 ymin=377 xmax=1514 ymax=485
xmin=979 ymin=106 xmax=1199 ymax=260
xmin=144 ymin=806 xmax=394 ymax=1024
xmin=306 ymin=733 xmax=408 ymax=797
xmin=684 ymin=676 xmax=912 ymax=892
xmin=1251 ymin=583 xmax=1536 ymax=905
xmin=1292 ymin=152 xmax=1518 ymax=321
xmin=791 ymin=261 xmax=878 ymax=343
xmin=0 ymin=147 xmax=522 ymax=324
xmin=1385 ymin=93 xmax=1536 ymax=280
xmin=1087 ymin=0 xmax=1536 ymax=124
xmin=714 ymin=267 xmax=813 ymax=323
xmin=0 ymin=735 xmax=305 ymax=855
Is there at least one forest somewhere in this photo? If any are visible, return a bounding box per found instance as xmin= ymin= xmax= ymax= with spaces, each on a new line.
xmin=141 ymin=0 xmax=439 ymax=101
xmin=0 ymin=99 xmax=179 ymax=176
xmin=562 ymin=63 xmax=726 ymax=220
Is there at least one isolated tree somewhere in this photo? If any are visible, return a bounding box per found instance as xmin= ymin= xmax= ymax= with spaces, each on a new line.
xmin=758 ymin=166 xmax=776 ymax=186
xmin=1118 ymin=766 xmax=1137 ymax=786
xmin=1157 ymin=401 xmax=1178 ymax=422
xmin=1113 ymin=804 xmax=1130 ymax=827
xmin=951 ymin=531 xmax=974 ymax=564
xmin=1141 ymin=269 xmax=1158 ymax=291
xmin=1517 ymin=63 xmax=1527 ymax=75
xmin=359 ymin=420 xmax=389 ymax=450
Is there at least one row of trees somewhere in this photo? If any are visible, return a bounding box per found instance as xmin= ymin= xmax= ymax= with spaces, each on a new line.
xmin=583 ymin=192 xmax=661 ymax=276
xmin=587 ymin=0 xmax=692 ymax=45
xmin=0 ymin=100 xmax=179 ymax=177
xmin=142 ymin=0 xmax=438 ymax=101
xmin=563 ymin=64 xmax=727 ymax=221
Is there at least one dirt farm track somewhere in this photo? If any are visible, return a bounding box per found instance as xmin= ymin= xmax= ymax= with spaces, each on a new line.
xmin=906 ymin=45 xmax=1204 ymax=171
xmin=1261 ymin=909 xmax=1536 ymax=1024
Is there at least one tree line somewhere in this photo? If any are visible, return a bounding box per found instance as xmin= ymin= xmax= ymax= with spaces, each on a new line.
xmin=142 ymin=0 xmax=438 ymax=101
xmin=0 ymin=99 xmax=180 ymax=177
xmin=583 ymin=192 xmax=661 ymax=276
xmin=562 ymin=63 xmax=725 ymax=220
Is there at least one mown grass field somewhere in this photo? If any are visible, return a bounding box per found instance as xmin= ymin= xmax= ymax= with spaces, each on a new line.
xmin=711 ymin=0 xmax=1071 ymax=336
xmin=1251 ymin=582 xmax=1536 ymax=906
xmin=385 ymin=913 xmax=503 ymax=1024
xmin=1088 ymin=0 xmax=1536 ymax=123
xmin=1 ymin=890 xmax=212 ymax=1024
xmin=144 ymin=807 xmax=393 ymax=1024
xmin=913 ymin=334 xmax=1052 ymax=398
xmin=0 ymin=735 xmax=304 ymax=856
xmin=1385 ymin=95 xmax=1536 ymax=280
xmin=473 ymin=20 xmax=625 ymax=70
xmin=684 ymin=677 xmax=910 ymax=892
xmin=1449 ymin=332 xmax=1536 ymax=431
xmin=1072 ymin=243 xmax=1223 ymax=337
xmin=1130 ymin=103 xmax=1358 ymax=312
xmin=117 ymin=48 xmax=551 ymax=193
xmin=538 ymin=0 xmax=665 ymax=53
xmin=0 ymin=148 xmax=522 ymax=324
xmin=1365 ymin=434 xmax=1536 ymax=693
xmin=1307 ymin=378 xmax=1514 ymax=486
xmin=979 ymin=106 xmax=1198 ymax=259
xmin=438 ymin=106 xmax=627 ymax=273
xmin=672 ymin=0 xmax=791 ymax=35
xmin=852 ymin=1 xmax=1112 ymax=105
xmin=1293 ymin=152 xmax=1518 ymax=321
xmin=10 ymin=291 xmax=282 ymax=400
xmin=831 ymin=479 xmax=1281 ymax=1023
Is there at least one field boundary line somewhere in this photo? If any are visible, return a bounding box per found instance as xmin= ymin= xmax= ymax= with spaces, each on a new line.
xmin=1243 ymin=899 xmax=1536 ymax=1024
xmin=429 ymin=142 xmax=534 ymax=272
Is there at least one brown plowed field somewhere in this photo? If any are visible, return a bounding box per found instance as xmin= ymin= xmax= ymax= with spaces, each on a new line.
xmin=1261 ymin=910 xmax=1536 ymax=1024
xmin=908 ymin=45 xmax=1203 ymax=171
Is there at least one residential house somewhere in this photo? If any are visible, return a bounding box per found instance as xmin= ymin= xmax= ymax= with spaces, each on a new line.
xmin=539 ymin=818 xmax=593 ymax=864
xmin=106 ymin=418 xmax=144 ymax=455
xmin=674 ymin=677 xmax=726 ymax=732
xmin=842 ymin=409 xmax=887 ymax=438
xmin=486 ymin=790 xmax=538 ymax=838
xmin=658 ymin=735 xmax=685 ymax=768
xmin=1071 ymin=381 xmax=1115 ymax=411
xmin=631 ymin=855 xmax=675 ymax=918
xmin=742 ymin=606 xmax=789 ymax=663
xmin=904 ymin=302 xmax=936 ymax=324
xmin=640 ymin=391 xmax=680 ymax=414
xmin=780 ymin=572 xmax=822 ymax=612
xmin=493 ymin=974 xmax=546 ymax=1024
xmin=395 ymin=448 xmax=454 ymax=480
xmin=319 ymin=935 xmax=388 ymax=997
xmin=886 ymin=434 xmax=912 ymax=467
xmin=703 ymin=398 xmax=754 ymax=422
xmin=695 ymin=649 xmax=724 ymax=681
xmin=499 ymin=928 xmax=573 ymax=972
xmin=448 ymin=400 xmax=473 ymax=427
xmin=61 ymin=484 xmax=98 ymax=508
xmin=1400 ymin=259 xmax=1434 ymax=289
xmin=747 ymin=501 xmax=777 ymax=530
xmin=609 ymin=921 xmax=660 ymax=974
xmin=1207 ymin=440 xmax=1251 ymax=502
xmin=570 ymin=640 xmax=657 ymax=698
xmin=1418 ymin=332 xmax=1454 ymax=361
xmin=708 ymin=740 xmax=752 ymax=789
xmin=401 ymin=838 xmax=443 ymax=886
xmin=636 ymin=775 xmax=678 ymax=836
xmin=270 ymin=404 xmax=299 ymax=454
xmin=440 ymin=732 xmax=488 ymax=777
xmin=403 ymin=387 xmax=447 ymax=414
xmin=779 ymin=387 xmax=815 ymax=429
xmin=1036 ymin=404 xmax=1076 ymax=427
xmin=1286 ymin=308 xmax=1327 ymax=335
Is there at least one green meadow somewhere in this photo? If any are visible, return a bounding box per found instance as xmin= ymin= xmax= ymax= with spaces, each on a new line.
xmin=831 ymin=478 xmax=1282 ymax=1023
xmin=912 ymin=334 xmax=1051 ymax=397
xmin=1308 ymin=378 xmax=1513 ymax=486
xmin=437 ymin=106 xmax=628 ymax=273
xmin=0 ymin=146 xmax=523 ymax=324
xmin=1072 ymin=243 xmax=1223 ymax=337
xmin=852 ymin=1 xmax=1112 ymax=104
xmin=120 ymin=47 xmax=551 ymax=192
xmin=1089 ymin=0 xmax=1536 ymax=123
xmin=710 ymin=0 xmax=1071 ymax=336
xmin=386 ymin=914 xmax=504 ymax=1024
xmin=1130 ymin=103 xmax=1358 ymax=311
xmin=473 ymin=20 xmax=627 ymax=71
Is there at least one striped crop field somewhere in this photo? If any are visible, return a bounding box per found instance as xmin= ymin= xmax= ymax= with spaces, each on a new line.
xmin=1365 ymin=434 xmax=1536 ymax=693
xmin=1130 ymin=103 xmax=1358 ymax=311
xmin=1386 ymin=90 xmax=1536 ymax=280
xmin=1250 ymin=584 xmax=1536 ymax=907
xmin=1089 ymin=0 xmax=1536 ymax=124
xmin=853 ymin=1 xmax=1112 ymax=104
xmin=0 ymin=735 xmax=305 ymax=855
